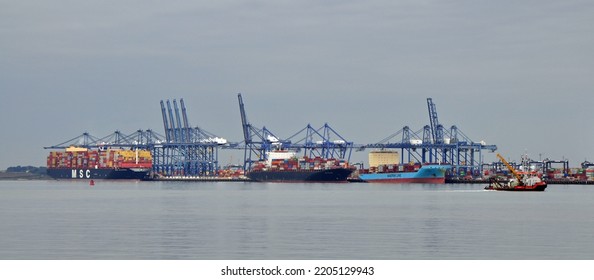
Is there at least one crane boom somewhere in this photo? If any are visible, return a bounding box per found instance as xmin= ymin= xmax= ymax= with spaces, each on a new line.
xmin=180 ymin=98 xmax=191 ymax=143
xmin=238 ymin=93 xmax=251 ymax=144
xmin=427 ymin=98 xmax=444 ymax=144
xmin=173 ymin=99 xmax=184 ymax=143
xmin=160 ymin=101 xmax=171 ymax=142
xmin=497 ymin=153 xmax=523 ymax=182
xmin=166 ymin=100 xmax=177 ymax=143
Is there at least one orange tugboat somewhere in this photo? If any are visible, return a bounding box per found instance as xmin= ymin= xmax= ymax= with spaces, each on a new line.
xmin=485 ymin=154 xmax=547 ymax=191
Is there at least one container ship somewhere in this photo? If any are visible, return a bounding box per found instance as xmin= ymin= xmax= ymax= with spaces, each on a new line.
xmin=357 ymin=164 xmax=449 ymax=183
xmin=46 ymin=146 xmax=152 ymax=180
xmin=246 ymin=150 xmax=354 ymax=182
xmin=355 ymin=150 xmax=449 ymax=184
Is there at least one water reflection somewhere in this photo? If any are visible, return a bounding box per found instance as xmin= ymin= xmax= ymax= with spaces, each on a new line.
xmin=1 ymin=181 xmax=594 ymax=259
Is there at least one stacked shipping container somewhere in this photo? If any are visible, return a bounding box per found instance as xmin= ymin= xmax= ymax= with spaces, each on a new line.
xmin=46 ymin=147 xmax=152 ymax=170
xmin=362 ymin=163 xmax=422 ymax=174
xmin=252 ymin=156 xmax=349 ymax=172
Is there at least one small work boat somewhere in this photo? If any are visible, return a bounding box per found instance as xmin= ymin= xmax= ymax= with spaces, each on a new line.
xmin=485 ymin=176 xmax=547 ymax=191
xmin=485 ymin=154 xmax=547 ymax=192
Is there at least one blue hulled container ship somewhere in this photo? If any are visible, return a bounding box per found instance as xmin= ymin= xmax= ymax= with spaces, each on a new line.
xmin=354 ymin=150 xmax=449 ymax=184
xmin=358 ymin=164 xmax=450 ymax=184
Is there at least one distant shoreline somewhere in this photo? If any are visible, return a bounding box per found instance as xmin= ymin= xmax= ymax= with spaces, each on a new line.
xmin=0 ymin=172 xmax=49 ymax=180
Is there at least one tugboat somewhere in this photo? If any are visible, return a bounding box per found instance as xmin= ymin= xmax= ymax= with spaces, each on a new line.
xmin=485 ymin=154 xmax=547 ymax=191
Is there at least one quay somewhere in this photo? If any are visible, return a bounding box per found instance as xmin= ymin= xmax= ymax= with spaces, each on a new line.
xmin=446 ymin=178 xmax=594 ymax=185
xmin=146 ymin=176 xmax=252 ymax=182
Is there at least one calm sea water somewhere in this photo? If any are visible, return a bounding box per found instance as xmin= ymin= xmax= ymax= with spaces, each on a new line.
xmin=1 ymin=180 xmax=593 ymax=260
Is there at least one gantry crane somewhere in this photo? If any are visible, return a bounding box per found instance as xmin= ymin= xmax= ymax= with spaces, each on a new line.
xmin=238 ymin=93 xmax=286 ymax=172
xmin=237 ymin=93 xmax=354 ymax=171
xmin=359 ymin=98 xmax=497 ymax=177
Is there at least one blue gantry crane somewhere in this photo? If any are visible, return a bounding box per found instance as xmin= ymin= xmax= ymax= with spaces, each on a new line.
xmin=46 ymin=97 xmax=231 ymax=178
xmin=46 ymin=97 xmax=227 ymax=178
xmin=237 ymin=93 xmax=289 ymax=171
xmin=283 ymin=123 xmax=353 ymax=161
xmin=427 ymin=98 xmax=445 ymax=145
xmin=153 ymin=98 xmax=227 ymax=176
xmin=361 ymin=98 xmax=497 ymax=177
xmin=237 ymin=93 xmax=354 ymax=172
xmin=44 ymin=129 xmax=165 ymax=150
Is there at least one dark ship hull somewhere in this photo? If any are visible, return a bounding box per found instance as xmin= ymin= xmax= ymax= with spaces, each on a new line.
xmin=47 ymin=168 xmax=150 ymax=180
xmin=247 ymin=168 xmax=353 ymax=182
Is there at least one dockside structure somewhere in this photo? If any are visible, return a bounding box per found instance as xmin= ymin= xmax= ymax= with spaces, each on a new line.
xmin=357 ymin=98 xmax=498 ymax=178
xmin=45 ymin=96 xmax=499 ymax=180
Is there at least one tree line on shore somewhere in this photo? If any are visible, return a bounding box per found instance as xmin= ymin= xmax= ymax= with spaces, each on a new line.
xmin=3 ymin=166 xmax=47 ymax=175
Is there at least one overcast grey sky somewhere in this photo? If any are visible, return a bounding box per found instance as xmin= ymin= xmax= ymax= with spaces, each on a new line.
xmin=1 ymin=0 xmax=593 ymax=170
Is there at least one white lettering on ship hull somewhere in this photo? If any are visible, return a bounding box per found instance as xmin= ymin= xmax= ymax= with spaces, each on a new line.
xmin=71 ymin=169 xmax=91 ymax=179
